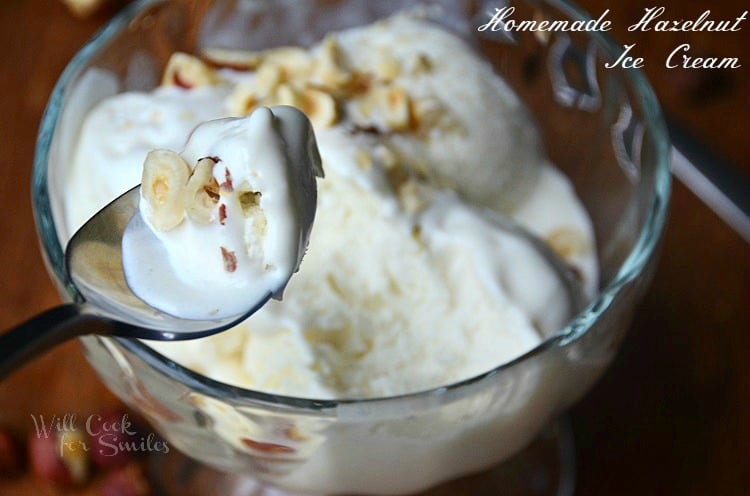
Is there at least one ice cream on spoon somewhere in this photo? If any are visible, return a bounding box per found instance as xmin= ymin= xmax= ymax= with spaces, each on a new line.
xmin=123 ymin=106 xmax=323 ymax=320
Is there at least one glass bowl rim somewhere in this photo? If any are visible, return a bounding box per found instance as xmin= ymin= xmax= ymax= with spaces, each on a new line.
xmin=32 ymin=0 xmax=671 ymax=413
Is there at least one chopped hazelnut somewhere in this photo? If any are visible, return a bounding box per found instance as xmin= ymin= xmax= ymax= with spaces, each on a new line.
xmin=185 ymin=157 xmax=220 ymax=224
xmin=162 ymin=53 xmax=220 ymax=89
xmin=221 ymin=247 xmax=238 ymax=273
xmin=201 ymin=47 xmax=263 ymax=71
xmin=546 ymin=228 xmax=588 ymax=259
xmin=142 ymin=149 xmax=190 ymax=231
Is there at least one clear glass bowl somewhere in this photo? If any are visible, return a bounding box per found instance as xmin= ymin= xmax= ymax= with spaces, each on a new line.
xmin=32 ymin=0 xmax=670 ymax=494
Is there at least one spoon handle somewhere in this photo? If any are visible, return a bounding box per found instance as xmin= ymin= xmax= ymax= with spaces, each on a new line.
xmin=0 ymin=304 xmax=106 ymax=379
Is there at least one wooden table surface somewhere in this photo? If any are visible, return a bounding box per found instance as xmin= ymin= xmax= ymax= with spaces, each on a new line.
xmin=0 ymin=1 xmax=747 ymax=494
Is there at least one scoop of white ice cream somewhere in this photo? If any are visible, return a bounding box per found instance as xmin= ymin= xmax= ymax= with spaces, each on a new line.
xmin=330 ymin=16 xmax=545 ymax=213
xmin=122 ymin=106 xmax=323 ymax=320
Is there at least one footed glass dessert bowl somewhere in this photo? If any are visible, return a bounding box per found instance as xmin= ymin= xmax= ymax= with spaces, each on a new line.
xmin=32 ymin=0 xmax=670 ymax=494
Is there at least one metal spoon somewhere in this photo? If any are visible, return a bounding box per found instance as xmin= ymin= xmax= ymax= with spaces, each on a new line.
xmin=0 ymin=186 xmax=272 ymax=379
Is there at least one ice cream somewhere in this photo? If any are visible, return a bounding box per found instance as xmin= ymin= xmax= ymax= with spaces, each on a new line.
xmin=63 ymin=15 xmax=597 ymax=399
xmin=121 ymin=108 xmax=323 ymax=320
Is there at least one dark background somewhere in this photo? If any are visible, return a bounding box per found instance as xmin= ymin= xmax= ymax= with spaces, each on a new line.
xmin=0 ymin=0 xmax=748 ymax=494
